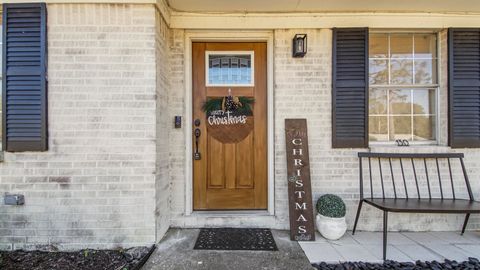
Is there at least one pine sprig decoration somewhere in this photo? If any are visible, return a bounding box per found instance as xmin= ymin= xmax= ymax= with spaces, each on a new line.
xmin=236 ymin=97 xmax=255 ymax=114
xmin=202 ymin=98 xmax=223 ymax=114
xmin=202 ymin=96 xmax=255 ymax=115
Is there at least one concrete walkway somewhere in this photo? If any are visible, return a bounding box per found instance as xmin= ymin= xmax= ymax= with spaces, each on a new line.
xmin=142 ymin=229 xmax=480 ymax=269
xmin=142 ymin=229 xmax=314 ymax=270
xmin=300 ymin=231 xmax=480 ymax=263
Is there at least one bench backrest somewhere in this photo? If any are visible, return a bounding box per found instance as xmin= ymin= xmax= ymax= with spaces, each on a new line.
xmin=358 ymin=152 xmax=474 ymax=201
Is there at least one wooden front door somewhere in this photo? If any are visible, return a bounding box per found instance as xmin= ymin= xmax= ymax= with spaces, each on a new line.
xmin=193 ymin=42 xmax=267 ymax=210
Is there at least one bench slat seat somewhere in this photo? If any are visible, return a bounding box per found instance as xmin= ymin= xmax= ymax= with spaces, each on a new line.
xmin=364 ymin=198 xmax=480 ymax=214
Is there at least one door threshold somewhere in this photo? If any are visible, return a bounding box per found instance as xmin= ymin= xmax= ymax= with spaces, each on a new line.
xmin=191 ymin=210 xmax=272 ymax=217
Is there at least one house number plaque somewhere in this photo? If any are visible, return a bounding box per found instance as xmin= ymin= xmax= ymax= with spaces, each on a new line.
xmin=285 ymin=119 xmax=315 ymax=241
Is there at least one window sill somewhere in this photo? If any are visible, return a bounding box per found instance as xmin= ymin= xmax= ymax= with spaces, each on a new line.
xmin=369 ymin=144 xmax=451 ymax=152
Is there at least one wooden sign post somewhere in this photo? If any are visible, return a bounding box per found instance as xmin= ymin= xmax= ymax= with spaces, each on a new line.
xmin=285 ymin=119 xmax=315 ymax=241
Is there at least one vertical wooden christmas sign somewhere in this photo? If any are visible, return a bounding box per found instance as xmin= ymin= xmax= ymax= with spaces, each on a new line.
xmin=285 ymin=119 xmax=315 ymax=241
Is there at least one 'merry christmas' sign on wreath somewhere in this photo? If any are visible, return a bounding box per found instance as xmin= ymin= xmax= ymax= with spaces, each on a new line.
xmin=203 ymin=89 xmax=254 ymax=143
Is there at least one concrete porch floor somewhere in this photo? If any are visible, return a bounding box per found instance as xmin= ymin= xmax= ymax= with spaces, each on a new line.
xmin=142 ymin=229 xmax=315 ymax=270
xmin=300 ymin=230 xmax=480 ymax=264
xmin=142 ymin=229 xmax=480 ymax=269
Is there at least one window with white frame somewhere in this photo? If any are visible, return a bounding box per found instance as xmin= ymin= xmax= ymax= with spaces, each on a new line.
xmin=205 ymin=51 xmax=254 ymax=87
xmin=368 ymin=32 xmax=438 ymax=143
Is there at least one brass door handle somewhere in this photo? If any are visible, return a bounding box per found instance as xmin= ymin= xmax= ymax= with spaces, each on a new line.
xmin=194 ymin=128 xmax=201 ymax=160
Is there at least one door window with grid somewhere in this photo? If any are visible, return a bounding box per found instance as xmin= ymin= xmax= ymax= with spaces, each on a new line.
xmin=369 ymin=33 xmax=438 ymax=143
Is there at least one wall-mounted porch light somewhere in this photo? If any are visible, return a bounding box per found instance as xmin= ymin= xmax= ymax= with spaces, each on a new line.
xmin=292 ymin=34 xmax=307 ymax=57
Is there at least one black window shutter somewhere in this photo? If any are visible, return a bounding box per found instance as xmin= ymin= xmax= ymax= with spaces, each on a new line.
xmin=449 ymin=29 xmax=480 ymax=148
xmin=3 ymin=3 xmax=48 ymax=152
xmin=332 ymin=28 xmax=368 ymax=148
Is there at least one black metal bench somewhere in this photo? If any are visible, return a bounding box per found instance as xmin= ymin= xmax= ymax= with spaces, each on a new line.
xmin=353 ymin=152 xmax=480 ymax=260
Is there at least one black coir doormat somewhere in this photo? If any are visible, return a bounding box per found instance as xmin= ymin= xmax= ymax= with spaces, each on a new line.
xmin=193 ymin=228 xmax=278 ymax=251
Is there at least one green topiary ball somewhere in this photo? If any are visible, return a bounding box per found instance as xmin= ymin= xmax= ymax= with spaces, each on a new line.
xmin=316 ymin=194 xmax=346 ymax=218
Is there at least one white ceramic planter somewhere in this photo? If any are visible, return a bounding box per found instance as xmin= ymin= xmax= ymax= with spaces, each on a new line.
xmin=316 ymin=214 xmax=347 ymax=240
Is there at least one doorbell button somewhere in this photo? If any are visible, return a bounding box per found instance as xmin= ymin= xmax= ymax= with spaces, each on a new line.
xmin=175 ymin=116 xmax=182 ymax=128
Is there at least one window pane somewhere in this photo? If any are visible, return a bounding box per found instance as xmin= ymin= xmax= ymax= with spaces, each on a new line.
xmin=414 ymin=33 xmax=436 ymax=59
xmin=367 ymin=32 xmax=438 ymax=143
xmin=207 ymin=53 xmax=253 ymax=86
xmin=370 ymin=34 xmax=388 ymax=58
xmin=413 ymin=89 xmax=435 ymax=114
xmin=389 ymin=89 xmax=411 ymax=114
xmin=389 ymin=116 xmax=412 ymax=140
xmin=415 ymin=59 xmax=436 ymax=84
xmin=369 ymin=88 xmax=387 ymax=114
xmin=390 ymin=34 xmax=413 ymax=59
xmin=369 ymin=116 xmax=388 ymax=141
xmin=413 ymin=116 xmax=435 ymax=140
xmin=369 ymin=59 xmax=388 ymax=85
xmin=390 ymin=59 xmax=413 ymax=84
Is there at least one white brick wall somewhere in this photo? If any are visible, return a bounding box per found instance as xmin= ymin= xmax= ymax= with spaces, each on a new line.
xmin=275 ymin=29 xmax=480 ymax=232
xmin=0 ymin=4 xmax=159 ymax=250
xmin=155 ymin=7 xmax=171 ymax=239
xmin=168 ymin=29 xmax=188 ymax=223
xmin=274 ymin=29 xmax=335 ymax=229
xmin=3 ymin=4 xmax=480 ymax=251
xmin=169 ymin=28 xmax=480 ymax=232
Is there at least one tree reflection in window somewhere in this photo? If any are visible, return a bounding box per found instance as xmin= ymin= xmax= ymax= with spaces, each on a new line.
xmin=368 ymin=33 xmax=437 ymax=143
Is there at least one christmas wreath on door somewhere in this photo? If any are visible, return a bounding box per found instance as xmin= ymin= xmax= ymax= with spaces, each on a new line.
xmin=202 ymin=89 xmax=255 ymax=143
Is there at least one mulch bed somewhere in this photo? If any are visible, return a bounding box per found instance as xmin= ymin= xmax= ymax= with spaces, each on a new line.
xmin=0 ymin=246 xmax=155 ymax=270
xmin=313 ymin=257 xmax=480 ymax=270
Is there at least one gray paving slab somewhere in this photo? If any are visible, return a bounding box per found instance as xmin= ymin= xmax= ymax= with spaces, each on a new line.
xmin=298 ymin=242 xmax=343 ymax=263
xmin=390 ymin=244 xmax=444 ymax=261
xmin=331 ymin=244 xmax=381 ymax=262
xmin=362 ymin=244 xmax=411 ymax=262
xmin=455 ymin=244 xmax=480 ymax=257
xmin=429 ymin=231 xmax=477 ymax=244
xmin=325 ymin=232 xmax=359 ymax=245
xmin=402 ymin=232 xmax=448 ymax=245
xmin=300 ymin=231 xmax=480 ymax=263
xmin=142 ymin=229 xmax=314 ymax=270
xmin=461 ymin=232 xmax=480 ymax=244
xmin=351 ymin=231 xmax=416 ymax=245
xmin=421 ymin=244 xmax=473 ymax=262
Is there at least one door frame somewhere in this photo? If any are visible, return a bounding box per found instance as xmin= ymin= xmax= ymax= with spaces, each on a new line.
xmin=184 ymin=30 xmax=274 ymax=216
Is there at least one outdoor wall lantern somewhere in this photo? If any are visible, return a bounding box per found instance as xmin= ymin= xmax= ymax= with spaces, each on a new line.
xmin=292 ymin=34 xmax=307 ymax=57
